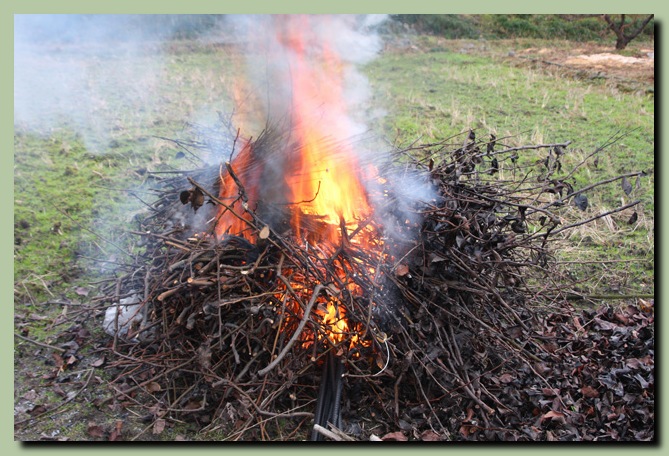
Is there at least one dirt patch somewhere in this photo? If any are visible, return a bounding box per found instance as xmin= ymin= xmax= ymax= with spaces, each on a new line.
xmin=385 ymin=37 xmax=654 ymax=89
xmin=515 ymin=44 xmax=654 ymax=87
xmin=565 ymin=52 xmax=653 ymax=68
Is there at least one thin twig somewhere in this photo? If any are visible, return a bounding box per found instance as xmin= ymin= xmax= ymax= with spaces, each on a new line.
xmin=14 ymin=333 xmax=66 ymax=353
xmin=258 ymin=284 xmax=324 ymax=376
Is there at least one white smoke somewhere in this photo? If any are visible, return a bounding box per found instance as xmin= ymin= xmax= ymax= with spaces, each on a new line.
xmin=14 ymin=14 xmax=436 ymax=247
xmin=220 ymin=15 xmax=438 ymax=244
xmin=14 ymin=15 xmax=191 ymax=152
xmin=222 ymin=15 xmax=385 ymax=137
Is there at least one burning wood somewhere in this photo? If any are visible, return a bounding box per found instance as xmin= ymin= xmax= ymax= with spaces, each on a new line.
xmin=94 ymin=15 xmax=649 ymax=441
xmin=98 ymin=121 xmax=646 ymax=440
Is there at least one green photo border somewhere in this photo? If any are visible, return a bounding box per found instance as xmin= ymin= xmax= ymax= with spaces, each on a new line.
xmin=3 ymin=0 xmax=663 ymax=454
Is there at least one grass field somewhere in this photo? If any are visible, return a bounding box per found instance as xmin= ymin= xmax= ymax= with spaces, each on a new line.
xmin=14 ymin=33 xmax=654 ymax=440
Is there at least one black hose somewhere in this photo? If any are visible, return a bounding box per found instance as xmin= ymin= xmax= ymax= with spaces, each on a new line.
xmin=311 ymin=352 xmax=344 ymax=441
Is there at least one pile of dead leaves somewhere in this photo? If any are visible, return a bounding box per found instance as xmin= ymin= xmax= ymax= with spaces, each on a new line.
xmin=360 ymin=301 xmax=654 ymax=442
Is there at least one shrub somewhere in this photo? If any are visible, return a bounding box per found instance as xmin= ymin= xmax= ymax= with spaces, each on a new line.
xmin=391 ymin=15 xmax=480 ymax=39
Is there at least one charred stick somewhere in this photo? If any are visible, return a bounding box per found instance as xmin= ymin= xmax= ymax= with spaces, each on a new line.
xmin=187 ymin=176 xmax=258 ymax=231
xmin=224 ymin=161 xmax=249 ymax=204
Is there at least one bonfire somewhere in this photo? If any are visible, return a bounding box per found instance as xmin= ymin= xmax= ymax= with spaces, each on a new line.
xmin=99 ymin=15 xmax=651 ymax=441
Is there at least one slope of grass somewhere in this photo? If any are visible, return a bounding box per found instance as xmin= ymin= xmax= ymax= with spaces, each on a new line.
xmin=364 ymin=44 xmax=653 ymax=296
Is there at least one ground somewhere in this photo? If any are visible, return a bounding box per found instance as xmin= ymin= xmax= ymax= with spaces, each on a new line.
xmin=512 ymin=42 xmax=654 ymax=90
xmin=13 ymin=36 xmax=654 ymax=442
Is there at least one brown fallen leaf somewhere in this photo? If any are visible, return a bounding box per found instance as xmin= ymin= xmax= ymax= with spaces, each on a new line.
xmin=87 ymin=422 xmax=105 ymax=439
xmin=74 ymin=286 xmax=89 ymax=297
xmin=459 ymin=424 xmax=479 ymax=438
xmin=420 ymin=430 xmax=441 ymax=441
xmin=109 ymin=420 xmax=123 ymax=441
xmin=146 ymin=381 xmax=162 ymax=393
xmin=581 ymin=385 xmax=600 ymax=398
xmin=541 ymin=387 xmax=560 ymax=397
xmin=90 ymin=357 xmax=106 ymax=367
xmin=52 ymin=353 xmax=65 ymax=369
xmin=153 ymin=418 xmax=166 ymax=435
xmin=499 ymin=373 xmax=515 ymax=383
xmin=540 ymin=410 xmax=566 ymax=425
xmin=28 ymin=404 xmax=48 ymax=416
xmin=638 ymin=298 xmax=653 ymax=313
xmin=382 ymin=431 xmax=407 ymax=441
xmin=395 ymin=264 xmax=409 ymax=277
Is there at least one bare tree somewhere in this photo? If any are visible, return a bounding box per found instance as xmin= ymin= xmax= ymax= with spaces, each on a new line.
xmin=603 ymin=14 xmax=654 ymax=50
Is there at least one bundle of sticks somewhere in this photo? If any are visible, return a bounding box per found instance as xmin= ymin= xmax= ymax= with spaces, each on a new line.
xmin=98 ymin=125 xmax=645 ymax=440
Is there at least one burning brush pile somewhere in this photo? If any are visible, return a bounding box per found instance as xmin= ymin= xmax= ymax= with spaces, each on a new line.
xmin=97 ymin=16 xmax=651 ymax=441
xmin=100 ymin=125 xmax=649 ymax=441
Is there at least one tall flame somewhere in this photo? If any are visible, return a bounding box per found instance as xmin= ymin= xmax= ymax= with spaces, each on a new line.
xmin=214 ymin=138 xmax=258 ymax=240
xmin=215 ymin=15 xmax=373 ymax=244
xmin=213 ymin=15 xmax=380 ymax=355
xmin=277 ymin=15 xmax=372 ymax=242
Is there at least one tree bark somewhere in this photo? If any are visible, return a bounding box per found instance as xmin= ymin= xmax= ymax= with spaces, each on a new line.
xmin=603 ymin=14 xmax=654 ymax=50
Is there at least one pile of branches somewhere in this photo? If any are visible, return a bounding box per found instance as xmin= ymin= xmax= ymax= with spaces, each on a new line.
xmin=97 ymin=126 xmax=649 ymax=440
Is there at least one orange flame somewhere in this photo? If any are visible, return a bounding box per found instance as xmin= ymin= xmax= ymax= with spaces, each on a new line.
xmin=277 ymin=16 xmax=373 ymax=243
xmin=214 ymin=15 xmax=379 ymax=355
xmin=214 ymin=138 xmax=258 ymax=241
xmin=215 ymin=15 xmax=373 ymax=244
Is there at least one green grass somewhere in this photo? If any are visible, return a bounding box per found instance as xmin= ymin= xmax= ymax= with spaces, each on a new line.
xmin=364 ymin=45 xmax=653 ymax=296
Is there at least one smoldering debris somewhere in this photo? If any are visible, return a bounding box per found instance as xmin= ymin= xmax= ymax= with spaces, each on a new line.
xmin=94 ymin=125 xmax=650 ymax=441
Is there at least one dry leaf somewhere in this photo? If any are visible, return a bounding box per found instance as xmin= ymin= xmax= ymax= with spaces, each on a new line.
xmin=395 ymin=264 xmax=409 ymax=277
xmin=459 ymin=424 xmax=479 ymax=438
xmin=499 ymin=373 xmax=515 ymax=383
xmin=581 ymin=385 xmax=600 ymax=398
xmin=74 ymin=287 xmax=89 ymax=296
xmin=638 ymin=298 xmax=653 ymax=313
xmin=146 ymin=381 xmax=162 ymax=393
xmin=191 ymin=188 xmax=204 ymax=211
xmin=420 ymin=430 xmax=441 ymax=441
xmin=29 ymin=404 xmax=48 ymax=416
xmin=109 ymin=420 xmax=123 ymax=441
xmin=51 ymin=353 xmax=64 ymax=369
xmin=153 ymin=418 xmax=166 ymax=435
xmin=87 ymin=423 xmax=105 ymax=438
xmin=179 ymin=190 xmax=191 ymax=205
xmin=90 ymin=357 xmax=106 ymax=367
xmin=375 ymin=353 xmax=385 ymax=370
xmin=540 ymin=410 xmax=566 ymax=424
xmin=382 ymin=431 xmax=407 ymax=441
xmin=622 ymin=176 xmax=633 ymax=196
